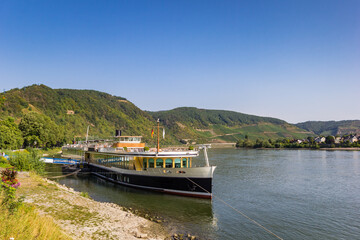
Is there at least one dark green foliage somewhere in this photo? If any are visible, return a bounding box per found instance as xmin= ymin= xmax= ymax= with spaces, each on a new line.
xmin=19 ymin=112 xmax=63 ymax=148
xmin=150 ymin=107 xmax=312 ymax=143
xmin=0 ymin=117 xmax=23 ymax=149
xmin=150 ymin=107 xmax=285 ymax=128
xmin=325 ymin=136 xmax=335 ymax=144
xmin=1 ymin=84 xmax=157 ymax=144
xmin=236 ymin=134 xmax=360 ymax=149
xmin=0 ymin=84 xmax=314 ymax=146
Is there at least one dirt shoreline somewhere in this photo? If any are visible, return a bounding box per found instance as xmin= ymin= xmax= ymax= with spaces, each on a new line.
xmin=17 ymin=172 xmax=168 ymax=240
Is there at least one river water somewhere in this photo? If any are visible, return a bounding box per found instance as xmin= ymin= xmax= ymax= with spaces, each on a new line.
xmin=46 ymin=149 xmax=360 ymax=239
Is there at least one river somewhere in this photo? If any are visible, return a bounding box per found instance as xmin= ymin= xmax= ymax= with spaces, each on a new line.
xmin=46 ymin=149 xmax=360 ymax=239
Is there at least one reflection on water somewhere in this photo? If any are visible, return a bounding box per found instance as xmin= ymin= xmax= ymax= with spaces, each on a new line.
xmin=46 ymin=149 xmax=360 ymax=239
xmin=45 ymin=164 xmax=215 ymax=238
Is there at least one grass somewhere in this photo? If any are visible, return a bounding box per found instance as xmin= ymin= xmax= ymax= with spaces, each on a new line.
xmin=80 ymin=191 xmax=91 ymax=199
xmin=0 ymin=162 xmax=12 ymax=168
xmin=15 ymin=172 xmax=103 ymax=235
xmin=7 ymin=150 xmax=45 ymax=174
xmin=0 ymin=167 xmax=70 ymax=239
xmin=40 ymin=147 xmax=62 ymax=157
xmin=0 ymin=156 xmax=12 ymax=168
xmin=0 ymin=199 xmax=72 ymax=240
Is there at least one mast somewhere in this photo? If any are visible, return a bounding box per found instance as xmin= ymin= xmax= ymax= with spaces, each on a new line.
xmin=86 ymin=125 xmax=90 ymax=143
xmin=157 ymin=119 xmax=160 ymax=153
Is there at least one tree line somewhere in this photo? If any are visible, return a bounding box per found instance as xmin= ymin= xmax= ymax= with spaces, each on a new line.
xmin=236 ymin=135 xmax=360 ymax=149
xmin=0 ymin=112 xmax=67 ymax=150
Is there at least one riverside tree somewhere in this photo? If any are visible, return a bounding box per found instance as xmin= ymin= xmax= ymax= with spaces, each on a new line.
xmin=19 ymin=112 xmax=64 ymax=148
xmin=0 ymin=117 xmax=24 ymax=149
xmin=325 ymin=136 xmax=335 ymax=144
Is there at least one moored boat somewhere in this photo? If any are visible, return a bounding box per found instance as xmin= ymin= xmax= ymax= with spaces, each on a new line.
xmin=62 ymin=124 xmax=216 ymax=199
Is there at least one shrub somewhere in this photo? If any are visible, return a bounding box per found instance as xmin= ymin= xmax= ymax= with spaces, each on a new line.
xmin=80 ymin=192 xmax=91 ymax=199
xmin=188 ymin=145 xmax=194 ymax=150
xmin=0 ymin=169 xmax=24 ymax=213
xmin=0 ymin=156 xmax=8 ymax=164
xmin=8 ymin=149 xmax=44 ymax=174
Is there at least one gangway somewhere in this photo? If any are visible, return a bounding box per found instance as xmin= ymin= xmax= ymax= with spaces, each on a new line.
xmin=40 ymin=157 xmax=80 ymax=165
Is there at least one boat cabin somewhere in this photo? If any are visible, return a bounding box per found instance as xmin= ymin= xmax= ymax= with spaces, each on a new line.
xmin=85 ymin=152 xmax=192 ymax=171
xmin=112 ymin=136 xmax=145 ymax=149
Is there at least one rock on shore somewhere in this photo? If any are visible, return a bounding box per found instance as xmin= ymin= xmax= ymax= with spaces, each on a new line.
xmin=17 ymin=172 xmax=168 ymax=240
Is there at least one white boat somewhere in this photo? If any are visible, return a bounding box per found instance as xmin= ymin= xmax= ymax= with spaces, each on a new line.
xmin=62 ymin=123 xmax=216 ymax=199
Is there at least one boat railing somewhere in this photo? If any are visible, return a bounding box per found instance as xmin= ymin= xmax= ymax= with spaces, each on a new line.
xmin=160 ymin=147 xmax=195 ymax=152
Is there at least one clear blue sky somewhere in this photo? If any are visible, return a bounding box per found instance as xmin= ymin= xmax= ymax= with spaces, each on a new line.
xmin=1 ymin=0 xmax=359 ymax=123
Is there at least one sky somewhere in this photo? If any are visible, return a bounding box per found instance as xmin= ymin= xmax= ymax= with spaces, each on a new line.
xmin=0 ymin=0 xmax=359 ymax=123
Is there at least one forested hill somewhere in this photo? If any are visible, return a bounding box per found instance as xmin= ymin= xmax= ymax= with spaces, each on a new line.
xmin=295 ymin=120 xmax=360 ymax=136
xmin=0 ymin=84 xmax=311 ymax=148
xmin=149 ymin=107 xmax=311 ymax=143
xmin=0 ymin=84 xmax=156 ymax=143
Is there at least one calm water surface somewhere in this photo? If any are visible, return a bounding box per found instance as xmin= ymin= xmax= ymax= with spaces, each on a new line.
xmin=47 ymin=149 xmax=360 ymax=239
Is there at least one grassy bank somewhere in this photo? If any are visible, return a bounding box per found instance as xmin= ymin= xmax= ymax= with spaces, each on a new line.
xmin=10 ymin=171 xmax=167 ymax=240
xmin=0 ymin=201 xmax=72 ymax=240
xmin=0 ymin=168 xmax=72 ymax=240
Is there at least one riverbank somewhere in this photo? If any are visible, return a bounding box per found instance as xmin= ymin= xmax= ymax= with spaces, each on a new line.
xmin=236 ymin=147 xmax=360 ymax=151
xmin=14 ymin=171 xmax=168 ymax=240
xmin=318 ymin=147 xmax=360 ymax=151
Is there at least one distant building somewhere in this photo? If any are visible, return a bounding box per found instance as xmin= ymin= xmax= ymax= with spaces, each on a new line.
xmin=344 ymin=135 xmax=358 ymax=143
xmin=315 ymin=137 xmax=326 ymax=143
xmin=335 ymin=137 xmax=342 ymax=144
xmin=349 ymin=136 xmax=358 ymax=143
xmin=67 ymin=110 xmax=75 ymax=115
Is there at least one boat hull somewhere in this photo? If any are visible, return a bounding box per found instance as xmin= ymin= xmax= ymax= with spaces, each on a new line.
xmin=88 ymin=163 xmax=213 ymax=199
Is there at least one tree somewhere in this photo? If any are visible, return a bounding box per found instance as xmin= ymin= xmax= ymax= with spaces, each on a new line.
xmin=236 ymin=139 xmax=244 ymax=148
xmin=325 ymin=136 xmax=335 ymax=144
xmin=307 ymin=136 xmax=315 ymax=144
xmin=19 ymin=112 xmax=63 ymax=148
xmin=0 ymin=95 xmax=5 ymax=106
xmin=0 ymin=117 xmax=24 ymax=149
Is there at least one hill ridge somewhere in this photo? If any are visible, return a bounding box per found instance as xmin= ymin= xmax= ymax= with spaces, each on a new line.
xmin=1 ymin=84 xmax=313 ymax=145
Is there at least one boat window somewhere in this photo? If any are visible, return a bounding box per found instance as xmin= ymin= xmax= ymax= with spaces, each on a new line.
xmin=182 ymin=158 xmax=187 ymax=168
xmin=156 ymin=158 xmax=163 ymax=168
xmin=174 ymin=158 xmax=181 ymax=168
xmin=165 ymin=159 xmax=173 ymax=168
xmin=149 ymin=158 xmax=154 ymax=168
xmin=143 ymin=158 xmax=147 ymax=169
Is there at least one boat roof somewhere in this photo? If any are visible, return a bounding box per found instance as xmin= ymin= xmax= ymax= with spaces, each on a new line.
xmin=115 ymin=136 xmax=142 ymax=138
xmin=87 ymin=150 xmax=199 ymax=158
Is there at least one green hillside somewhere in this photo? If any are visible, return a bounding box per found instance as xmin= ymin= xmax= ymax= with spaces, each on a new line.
xmin=0 ymin=85 xmax=312 ymax=148
xmin=296 ymin=120 xmax=360 ymax=136
xmin=149 ymin=107 xmax=312 ymax=143
xmin=0 ymin=84 xmax=159 ymax=144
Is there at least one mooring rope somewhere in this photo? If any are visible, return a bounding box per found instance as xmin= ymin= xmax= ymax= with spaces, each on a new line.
xmin=43 ymin=168 xmax=283 ymax=239
xmin=186 ymin=177 xmax=284 ymax=240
